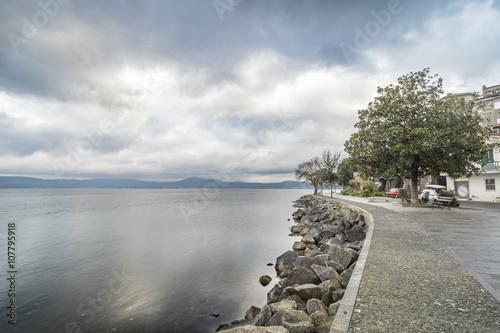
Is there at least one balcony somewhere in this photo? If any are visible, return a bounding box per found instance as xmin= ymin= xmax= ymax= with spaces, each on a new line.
xmin=482 ymin=161 xmax=500 ymax=172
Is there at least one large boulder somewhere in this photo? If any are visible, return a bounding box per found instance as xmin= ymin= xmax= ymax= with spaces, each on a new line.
xmin=325 ymin=260 xmax=345 ymax=274
xmin=254 ymin=304 xmax=272 ymax=326
xmin=345 ymin=229 xmax=366 ymax=242
xmin=311 ymin=264 xmax=339 ymax=283
xmin=269 ymin=299 xmax=298 ymax=314
xmin=292 ymin=241 xmax=306 ymax=252
xmin=275 ymin=250 xmax=298 ymax=277
xmin=281 ymin=267 xmax=320 ymax=288
xmin=328 ymin=245 xmax=357 ymax=269
xmin=284 ymin=284 xmax=326 ymax=301
xmin=306 ymin=298 xmax=328 ymax=316
xmin=292 ymin=209 xmax=304 ymax=220
xmin=267 ymin=284 xmax=283 ymax=304
xmin=340 ymin=268 xmax=354 ymax=288
xmin=245 ymin=306 xmax=261 ymax=322
xmin=295 ymin=254 xmax=329 ymax=270
xmin=301 ymin=234 xmax=316 ymax=245
xmin=290 ymin=224 xmax=306 ymax=234
xmin=269 ymin=310 xmax=315 ymax=333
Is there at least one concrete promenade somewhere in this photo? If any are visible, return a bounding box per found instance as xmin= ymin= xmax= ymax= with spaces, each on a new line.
xmin=324 ymin=195 xmax=500 ymax=332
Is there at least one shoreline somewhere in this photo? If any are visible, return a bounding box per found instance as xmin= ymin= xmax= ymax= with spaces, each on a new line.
xmin=217 ymin=195 xmax=370 ymax=332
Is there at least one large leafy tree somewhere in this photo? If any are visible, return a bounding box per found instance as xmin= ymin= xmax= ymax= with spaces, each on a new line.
xmin=345 ymin=68 xmax=492 ymax=204
xmin=295 ymin=157 xmax=322 ymax=195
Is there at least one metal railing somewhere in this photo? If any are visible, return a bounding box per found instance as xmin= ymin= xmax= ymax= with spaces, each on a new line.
xmin=482 ymin=161 xmax=500 ymax=172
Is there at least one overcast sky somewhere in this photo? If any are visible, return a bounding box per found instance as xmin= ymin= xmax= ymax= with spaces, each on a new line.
xmin=1 ymin=0 xmax=499 ymax=182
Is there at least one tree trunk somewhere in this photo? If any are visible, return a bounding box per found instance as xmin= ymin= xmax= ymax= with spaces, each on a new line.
xmin=330 ymin=182 xmax=333 ymax=197
xmin=314 ymin=186 xmax=318 ymax=195
xmin=410 ymin=155 xmax=420 ymax=205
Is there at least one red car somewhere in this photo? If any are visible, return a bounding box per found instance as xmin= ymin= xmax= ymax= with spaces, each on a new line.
xmin=385 ymin=188 xmax=399 ymax=198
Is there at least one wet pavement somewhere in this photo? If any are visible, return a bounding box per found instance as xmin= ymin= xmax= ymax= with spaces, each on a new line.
xmin=323 ymin=194 xmax=500 ymax=332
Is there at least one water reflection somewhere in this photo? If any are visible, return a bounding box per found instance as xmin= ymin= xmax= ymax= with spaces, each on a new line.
xmin=0 ymin=189 xmax=307 ymax=332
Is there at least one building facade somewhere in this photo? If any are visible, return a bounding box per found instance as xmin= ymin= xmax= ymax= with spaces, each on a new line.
xmin=403 ymin=84 xmax=500 ymax=202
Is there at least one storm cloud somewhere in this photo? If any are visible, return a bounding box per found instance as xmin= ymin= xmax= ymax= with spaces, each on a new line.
xmin=1 ymin=0 xmax=499 ymax=181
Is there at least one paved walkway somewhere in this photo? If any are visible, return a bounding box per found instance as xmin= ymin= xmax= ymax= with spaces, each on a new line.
xmin=323 ymin=195 xmax=500 ymax=332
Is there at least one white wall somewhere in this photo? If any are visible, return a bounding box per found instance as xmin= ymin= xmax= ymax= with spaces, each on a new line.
xmin=452 ymin=174 xmax=500 ymax=202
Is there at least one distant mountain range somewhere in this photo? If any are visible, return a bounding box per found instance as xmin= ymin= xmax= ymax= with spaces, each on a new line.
xmin=0 ymin=176 xmax=314 ymax=189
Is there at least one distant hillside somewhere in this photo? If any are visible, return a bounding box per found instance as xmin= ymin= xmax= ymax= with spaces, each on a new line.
xmin=0 ymin=176 xmax=313 ymax=189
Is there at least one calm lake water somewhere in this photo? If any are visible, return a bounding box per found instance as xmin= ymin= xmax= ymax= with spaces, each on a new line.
xmin=0 ymin=188 xmax=308 ymax=332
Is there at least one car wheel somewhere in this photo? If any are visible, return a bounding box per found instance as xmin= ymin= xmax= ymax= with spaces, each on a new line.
xmin=395 ymin=194 xmax=399 ymax=198
xmin=385 ymin=194 xmax=388 ymax=197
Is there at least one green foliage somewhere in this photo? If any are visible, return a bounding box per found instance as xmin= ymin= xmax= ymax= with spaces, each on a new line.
xmin=344 ymin=68 xmax=493 ymax=204
xmin=337 ymin=158 xmax=358 ymax=187
xmin=439 ymin=190 xmax=460 ymax=206
xmin=296 ymin=149 xmax=342 ymax=196
xmin=361 ymin=180 xmax=378 ymax=193
xmin=320 ymin=150 xmax=342 ymax=197
xmin=295 ymin=157 xmax=322 ymax=194
xmin=398 ymin=188 xmax=408 ymax=201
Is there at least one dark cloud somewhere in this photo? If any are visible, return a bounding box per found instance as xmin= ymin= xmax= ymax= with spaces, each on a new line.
xmin=0 ymin=0 xmax=498 ymax=181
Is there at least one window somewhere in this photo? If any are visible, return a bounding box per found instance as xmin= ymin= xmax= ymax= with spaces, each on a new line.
xmin=485 ymin=179 xmax=496 ymax=191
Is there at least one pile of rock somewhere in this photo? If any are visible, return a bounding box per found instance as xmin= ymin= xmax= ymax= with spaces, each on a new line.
xmin=217 ymin=195 xmax=366 ymax=333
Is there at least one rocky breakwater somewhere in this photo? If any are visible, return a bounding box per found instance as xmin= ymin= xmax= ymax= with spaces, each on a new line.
xmin=217 ymin=195 xmax=367 ymax=333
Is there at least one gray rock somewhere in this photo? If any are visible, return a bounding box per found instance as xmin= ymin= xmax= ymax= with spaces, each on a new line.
xmin=267 ymin=284 xmax=283 ymax=304
xmin=328 ymin=300 xmax=341 ymax=316
xmin=281 ymin=266 xmax=320 ymax=288
xmin=254 ymin=304 xmax=272 ymax=326
xmin=332 ymin=289 xmax=345 ymax=303
xmin=290 ymin=224 xmax=306 ymax=234
xmin=218 ymin=325 xmax=290 ymax=332
xmin=326 ymin=237 xmax=343 ymax=247
xmin=310 ymin=311 xmax=333 ymax=333
xmin=269 ymin=299 xmax=298 ymax=314
xmin=259 ymin=275 xmax=272 ymax=286
xmin=292 ymin=241 xmax=307 ymax=252
xmin=301 ymin=234 xmax=316 ymax=245
xmin=245 ymin=306 xmax=261 ymax=322
xmin=293 ymin=209 xmax=304 ymax=219
xmin=345 ymin=229 xmax=366 ymax=242
xmin=275 ymin=250 xmax=298 ymax=277
xmin=306 ymin=249 xmax=323 ymax=258
xmin=328 ymin=245 xmax=356 ymax=269
xmin=340 ymin=268 xmax=354 ymax=288
xmin=326 ymin=260 xmax=345 ymax=273
xmin=269 ymin=310 xmax=315 ymax=333
xmin=306 ymin=298 xmax=328 ymax=316
xmin=295 ymin=254 xmax=329 ymax=270
xmin=321 ymin=285 xmax=345 ymax=306
xmin=300 ymin=216 xmax=311 ymax=224
xmin=311 ymin=264 xmax=339 ymax=282
xmin=284 ymin=284 xmax=326 ymax=301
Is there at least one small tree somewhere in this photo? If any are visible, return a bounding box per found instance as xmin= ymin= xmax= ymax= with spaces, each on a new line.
xmin=345 ymin=68 xmax=493 ymax=204
xmin=321 ymin=149 xmax=341 ymax=197
xmin=295 ymin=157 xmax=322 ymax=195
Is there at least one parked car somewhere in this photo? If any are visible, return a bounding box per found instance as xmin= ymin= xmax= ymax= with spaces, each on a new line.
xmin=418 ymin=185 xmax=460 ymax=206
xmin=385 ymin=188 xmax=399 ymax=198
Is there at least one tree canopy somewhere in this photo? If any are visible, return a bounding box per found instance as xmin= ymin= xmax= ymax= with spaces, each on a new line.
xmin=295 ymin=156 xmax=322 ymax=195
xmin=344 ymin=68 xmax=493 ymax=204
xmin=295 ymin=149 xmax=341 ymax=196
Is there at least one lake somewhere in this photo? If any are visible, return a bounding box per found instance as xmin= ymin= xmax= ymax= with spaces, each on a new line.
xmin=0 ymin=188 xmax=308 ymax=332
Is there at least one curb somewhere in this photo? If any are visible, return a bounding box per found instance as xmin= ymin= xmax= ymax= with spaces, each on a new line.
xmin=327 ymin=200 xmax=375 ymax=333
